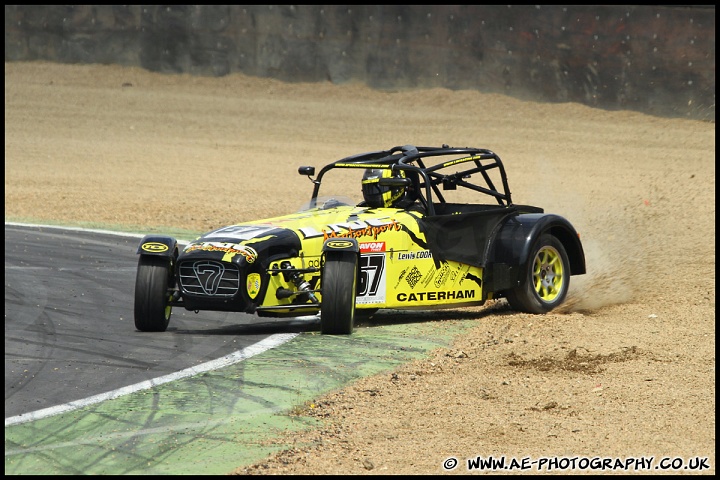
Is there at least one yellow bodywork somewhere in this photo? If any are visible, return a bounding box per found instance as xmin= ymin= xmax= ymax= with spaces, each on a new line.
xmin=242 ymin=206 xmax=486 ymax=312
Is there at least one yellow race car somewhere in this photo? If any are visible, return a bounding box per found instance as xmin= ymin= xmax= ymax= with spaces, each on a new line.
xmin=134 ymin=145 xmax=586 ymax=334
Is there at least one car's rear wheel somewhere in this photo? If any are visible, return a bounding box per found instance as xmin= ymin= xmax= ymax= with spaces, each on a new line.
xmin=134 ymin=255 xmax=173 ymax=332
xmin=505 ymin=234 xmax=570 ymax=314
xmin=320 ymin=251 xmax=358 ymax=334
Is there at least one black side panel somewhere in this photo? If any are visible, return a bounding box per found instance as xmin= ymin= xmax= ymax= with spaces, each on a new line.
xmin=419 ymin=204 xmax=517 ymax=267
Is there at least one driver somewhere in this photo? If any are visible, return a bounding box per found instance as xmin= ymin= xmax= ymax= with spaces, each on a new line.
xmin=361 ymin=168 xmax=418 ymax=209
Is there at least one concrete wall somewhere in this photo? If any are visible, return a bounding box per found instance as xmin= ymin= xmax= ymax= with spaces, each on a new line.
xmin=5 ymin=5 xmax=715 ymax=121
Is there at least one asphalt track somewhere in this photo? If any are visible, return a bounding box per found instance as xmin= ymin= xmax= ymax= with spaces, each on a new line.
xmin=4 ymin=223 xmax=474 ymax=474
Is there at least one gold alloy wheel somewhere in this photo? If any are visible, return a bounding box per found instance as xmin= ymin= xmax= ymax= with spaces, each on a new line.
xmin=532 ymin=245 xmax=564 ymax=303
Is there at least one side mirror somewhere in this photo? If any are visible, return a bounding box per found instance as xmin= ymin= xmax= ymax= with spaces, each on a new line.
xmin=298 ymin=166 xmax=315 ymax=176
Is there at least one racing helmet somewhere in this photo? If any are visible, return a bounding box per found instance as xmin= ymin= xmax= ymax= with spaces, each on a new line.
xmin=361 ymin=168 xmax=406 ymax=208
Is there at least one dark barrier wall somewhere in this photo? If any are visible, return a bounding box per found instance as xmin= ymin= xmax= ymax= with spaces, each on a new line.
xmin=5 ymin=5 xmax=715 ymax=121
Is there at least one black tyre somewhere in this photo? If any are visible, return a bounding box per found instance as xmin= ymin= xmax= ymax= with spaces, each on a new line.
xmin=320 ymin=251 xmax=358 ymax=335
xmin=134 ymin=255 xmax=173 ymax=332
xmin=505 ymin=234 xmax=570 ymax=314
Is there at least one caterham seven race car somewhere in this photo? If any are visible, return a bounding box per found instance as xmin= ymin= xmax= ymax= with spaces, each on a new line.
xmin=134 ymin=145 xmax=586 ymax=335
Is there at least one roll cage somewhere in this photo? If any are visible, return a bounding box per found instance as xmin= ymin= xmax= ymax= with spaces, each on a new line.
xmin=299 ymin=145 xmax=513 ymax=216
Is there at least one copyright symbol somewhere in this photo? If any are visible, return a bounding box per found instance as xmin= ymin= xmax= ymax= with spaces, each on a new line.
xmin=443 ymin=457 xmax=458 ymax=470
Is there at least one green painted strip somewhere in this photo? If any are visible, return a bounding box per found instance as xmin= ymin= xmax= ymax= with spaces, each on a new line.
xmin=5 ymin=321 xmax=472 ymax=475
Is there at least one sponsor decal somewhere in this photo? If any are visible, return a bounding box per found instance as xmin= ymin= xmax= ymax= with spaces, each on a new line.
xmin=442 ymin=154 xmax=482 ymax=168
xmin=359 ymin=241 xmax=386 ymax=253
xmin=326 ymin=220 xmax=400 ymax=241
xmin=304 ymin=258 xmax=323 ymax=268
xmin=394 ymin=268 xmax=407 ymax=289
xmin=325 ymin=239 xmax=354 ymax=249
xmin=449 ymin=263 xmax=468 ymax=285
xmin=422 ymin=265 xmax=436 ymax=287
xmin=397 ymin=290 xmax=476 ymax=302
xmin=405 ymin=265 xmax=422 ymax=289
xmin=434 ymin=262 xmax=450 ymax=288
xmin=299 ymin=217 xmax=401 ymax=241
xmin=141 ymin=242 xmax=169 ymax=253
xmin=185 ymin=242 xmax=258 ymax=264
xmin=246 ymin=273 xmax=261 ymax=299
xmin=334 ymin=163 xmax=389 ymax=169
xmin=396 ymin=250 xmax=432 ymax=260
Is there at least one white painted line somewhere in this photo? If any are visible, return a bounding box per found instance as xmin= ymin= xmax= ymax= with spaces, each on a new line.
xmin=5 ymin=223 xmax=297 ymax=427
xmin=5 ymin=333 xmax=299 ymax=427
xmin=4 ymin=221 xmax=192 ymax=243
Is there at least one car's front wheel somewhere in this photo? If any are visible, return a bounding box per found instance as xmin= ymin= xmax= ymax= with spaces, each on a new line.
xmin=134 ymin=255 xmax=173 ymax=332
xmin=505 ymin=234 xmax=570 ymax=314
xmin=320 ymin=251 xmax=358 ymax=334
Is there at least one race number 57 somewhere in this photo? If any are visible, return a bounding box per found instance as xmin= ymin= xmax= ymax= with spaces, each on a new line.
xmin=358 ymin=253 xmax=385 ymax=297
